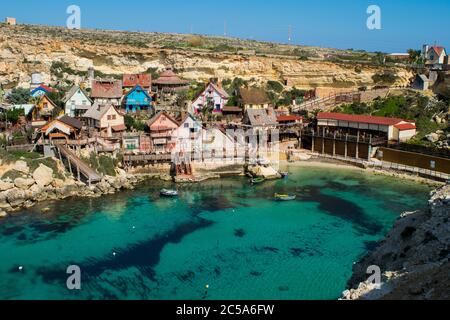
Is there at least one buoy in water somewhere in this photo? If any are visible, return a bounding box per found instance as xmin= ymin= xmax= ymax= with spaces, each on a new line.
xmin=113 ymin=252 xmax=117 ymax=257
xmin=18 ymin=266 xmax=23 ymax=271
xmin=205 ymin=284 xmax=209 ymax=289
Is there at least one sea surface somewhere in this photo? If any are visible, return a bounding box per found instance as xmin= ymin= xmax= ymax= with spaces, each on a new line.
xmin=0 ymin=165 xmax=431 ymax=300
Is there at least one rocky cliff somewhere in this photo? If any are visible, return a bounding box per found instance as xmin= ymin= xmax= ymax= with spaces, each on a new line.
xmin=342 ymin=184 xmax=450 ymax=300
xmin=0 ymin=24 xmax=413 ymax=90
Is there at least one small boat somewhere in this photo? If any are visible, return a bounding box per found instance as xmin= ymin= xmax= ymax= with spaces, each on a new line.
xmin=274 ymin=193 xmax=297 ymax=201
xmin=160 ymin=189 xmax=179 ymax=197
xmin=251 ymin=177 xmax=266 ymax=184
xmin=280 ymin=172 xmax=289 ymax=178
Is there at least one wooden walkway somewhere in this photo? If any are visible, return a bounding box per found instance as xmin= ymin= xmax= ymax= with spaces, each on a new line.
xmin=56 ymin=145 xmax=102 ymax=185
xmin=312 ymin=153 xmax=450 ymax=182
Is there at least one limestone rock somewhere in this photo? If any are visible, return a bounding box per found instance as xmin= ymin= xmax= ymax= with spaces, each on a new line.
xmin=33 ymin=164 xmax=54 ymax=187
xmin=14 ymin=160 xmax=30 ymax=174
xmin=51 ymin=179 xmax=65 ymax=189
xmin=0 ymin=180 xmax=14 ymax=192
xmin=0 ymin=209 xmax=7 ymax=218
xmin=14 ymin=177 xmax=35 ymax=190
xmin=5 ymin=188 xmax=27 ymax=207
xmin=426 ymin=133 xmax=440 ymax=143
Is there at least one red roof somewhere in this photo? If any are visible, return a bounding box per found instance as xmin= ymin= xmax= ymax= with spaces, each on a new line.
xmin=317 ymin=112 xmax=413 ymax=126
xmin=277 ymin=115 xmax=303 ymax=122
xmin=430 ymin=46 xmax=445 ymax=56
xmin=153 ymin=68 xmax=189 ymax=85
xmin=91 ymin=80 xmax=123 ymax=99
xmin=123 ymin=74 xmax=151 ymax=88
xmin=35 ymin=85 xmax=55 ymax=93
xmin=394 ymin=123 xmax=416 ymax=131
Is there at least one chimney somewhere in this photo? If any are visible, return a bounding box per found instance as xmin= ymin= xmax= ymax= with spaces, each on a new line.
xmin=88 ymin=67 xmax=95 ymax=81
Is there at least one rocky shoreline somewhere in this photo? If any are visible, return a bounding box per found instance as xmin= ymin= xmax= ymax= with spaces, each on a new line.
xmin=0 ymin=162 xmax=158 ymax=217
xmin=0 ymin=158 xmax=249 ymax=217
xmin=342 ymin=184 xmax=450 ymax=300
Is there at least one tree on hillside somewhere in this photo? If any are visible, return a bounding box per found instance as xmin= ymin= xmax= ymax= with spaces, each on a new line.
xmin=7 ymin=88 xmax=30 ymax=105
xmin=407 ymin=49 xmax=424 ymax=65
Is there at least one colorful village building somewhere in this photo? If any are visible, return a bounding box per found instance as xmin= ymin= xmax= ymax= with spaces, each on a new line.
xmin=31 ymin=95 xmax=59 ymax=128
xmin=147 ymin=111 xmax=180 ymax=154
xmin=5 ymin=17 xmax=16 ymax=25
xmin=172 ymin=113 xmax=203 ymax=168
xmin=40 ymin=115 xmax=83 ymax=143
xmin=122 ymin=132 xmax=152 ymax=153
xmin=30 ymin=85 xmax=54 ymax=98
xmin=423 ymin=45 xmax=447 ymax=65
xmin=201 ymin=127 xmax=235 ymax=162
xmin=122 ymin=74 xmax=151 ymax=92
xmin=316 ymin=112 xmax=417 ymax=142
xmin=277 ymin=115 xmax=303 ymax=126
xmin=122 ymin=85 xmax=154 ymax=114
xmin=83 ymin=103 xmax=126 ymax=136
xmin=63 ymin=85 xmax=93 ymax=117
xmin=191 ymin=81 xmax=230 ymax=114
xmin=90 ymin=80 xmax=123 ymax=106
xmin=238 ymin=87 xmax=271 ymax=110
xmin=153 ymin=68 xmax=189 ymax=94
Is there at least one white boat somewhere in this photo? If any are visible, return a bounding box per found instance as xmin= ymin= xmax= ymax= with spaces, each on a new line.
xmin=160 ymin=189 xmax=179 ymax=197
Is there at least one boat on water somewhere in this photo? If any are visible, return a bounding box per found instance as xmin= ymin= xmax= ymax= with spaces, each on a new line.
xmin=251 ymin=177 xmax=266 ymax=184
xmin=280 ymin=172 xmax=289 ymax=178
xmin=274 ymin=193 xmax=297 ymax=201
xmin=160 ymin=189 xmax=179 ymax=197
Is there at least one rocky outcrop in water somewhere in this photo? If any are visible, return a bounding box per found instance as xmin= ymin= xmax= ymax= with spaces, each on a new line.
xmin=342 ymin=184 xmax=450 ymax=300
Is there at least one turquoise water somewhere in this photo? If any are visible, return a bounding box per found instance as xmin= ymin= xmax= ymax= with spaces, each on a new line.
xmin=0 ymin=166 xmax=431 ymax=300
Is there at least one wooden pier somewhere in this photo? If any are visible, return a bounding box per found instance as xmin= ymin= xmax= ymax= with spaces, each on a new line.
xmin=55 ymin=145 xmax=102 ymax=185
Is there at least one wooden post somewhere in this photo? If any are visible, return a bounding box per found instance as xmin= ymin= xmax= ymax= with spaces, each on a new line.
xmin=311 ymin=131 xmax=315 ymax=153
xmin=368 ymin=135 xmax=372 ymax=161
xmin=344 ymin=134 xmax=348 ymax=159
xmin=356 ymin=130 xmax=360 ymax=159
xmin=322 ymin=127 xmax=325 ymax=155
xmin=333 ymin=131 xmax=336 ymax=157
xmin=68 ymin=157 xmax=73 ymax=175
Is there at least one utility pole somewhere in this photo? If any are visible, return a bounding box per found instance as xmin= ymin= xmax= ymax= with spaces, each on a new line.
xmin=288 ymin=25 xmax=292 ymax=45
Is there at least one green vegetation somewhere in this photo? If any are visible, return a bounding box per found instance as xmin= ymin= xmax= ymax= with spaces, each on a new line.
xmin=124 ymin=115 xmax=146 ymax=131
xmin=276 ymin=88 xmax=306 ymax=107
xmin=266 ymin=81 xmax=284 ymax=93
xmin=84 ymin=152 xmax=120 ymax=176
xmin=0 ymin=150 xmax=65 ymax=180
xmin=51 ymin=61 xmax=85 ymax=78
xmin=407 ymin=49 xmax=424 ymax=65
xmin=7 ymin=88 xmax=30 ymax=104
xmin=372 ymin=72 xmax=398 ymax=85
xmin=1 ymin=108 xmax=25 ymax=125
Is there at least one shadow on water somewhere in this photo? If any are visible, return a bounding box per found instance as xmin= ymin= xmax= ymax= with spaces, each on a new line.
xmin=35 ymin=217 xmax=214 ymax=287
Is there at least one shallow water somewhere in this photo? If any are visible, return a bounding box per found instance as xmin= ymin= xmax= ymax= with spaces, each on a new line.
xmin=0 ymin=165 xmax=431 ymax=300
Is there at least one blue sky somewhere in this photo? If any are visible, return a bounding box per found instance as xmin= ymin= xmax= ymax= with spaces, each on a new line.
xmin=2 ymin=0 xmax=449 ymax=52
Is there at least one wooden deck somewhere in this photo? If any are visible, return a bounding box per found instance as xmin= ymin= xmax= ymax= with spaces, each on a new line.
xmin=56 ymin=145 xmax=102 ymax=184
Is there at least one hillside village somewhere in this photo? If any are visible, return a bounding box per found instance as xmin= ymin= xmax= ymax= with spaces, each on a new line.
xmin=0 ymin=21 xmax=450 ymax=216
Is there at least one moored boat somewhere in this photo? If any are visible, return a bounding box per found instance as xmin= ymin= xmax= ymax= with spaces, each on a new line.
xmin=274 ymin=193 xmax=296 ymax=201
xmin=251 ymin=177 xmax=266 ymax=184
xmin=160 ymin=189 xmax=179 ymax=197
xmin=280 ymin=172 xmax=289 ymax=178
